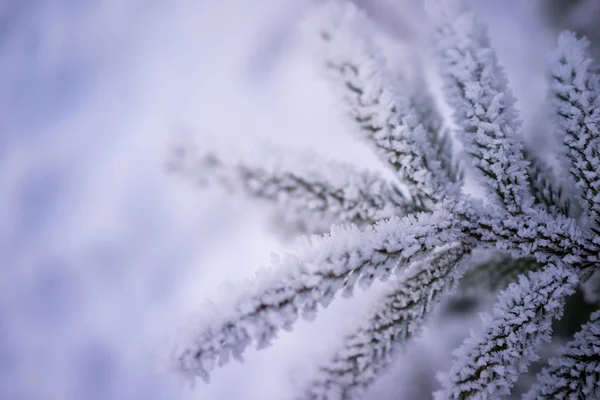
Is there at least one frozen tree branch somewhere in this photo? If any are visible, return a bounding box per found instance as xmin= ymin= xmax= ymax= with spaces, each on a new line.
xmin=308 ymin=3 xmax=455 ymax=210
xmin=454 ymin=199 xmax=597 ymax=268
xmin=166 ymin=142 xmax=413 ymax=235
xmin=431 ymin=0 xmax=533 ymax=215
xmin=167 ymin=206 xmax=459 ymax=382
xmin=551 ymin=31 xmax=600 ymax=233
xmin=436 ymin=264 xmax=578 ymax=399
xmin=524 ymin=310 xmax=600 ymax=399
xmin=298 ymin=243 xmax=471 ymax=399
xmin=164 ymin=1 xmax=600 ymax=398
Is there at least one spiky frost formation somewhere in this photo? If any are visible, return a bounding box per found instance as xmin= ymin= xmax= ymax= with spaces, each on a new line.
xmin=167 ymin=142 xmax=411 ymax=235
xmin=453 ymin=200 xmax=595 ymax=268
xmin=550 ymin=31 xmax=600 ymax=233
xmin=307 ymin=1 xmax=454 ymax=211
xmin=436 ymin=265 xmax=578 ymax=399
xmin=167 ymin=206 xmax=460 ymax=382
xmin=431 ymin=1 xmax=532 ymax=215
xmin=164 ymin=1 xmax=600 ymax=398
xmin=524 ymin=310 xmax=600 ymax=400
xmin=299 ymin=244 xmax=470 ymax=400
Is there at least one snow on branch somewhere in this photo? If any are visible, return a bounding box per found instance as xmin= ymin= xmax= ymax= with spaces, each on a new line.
xmin=524 ymin=310 xmax=600 ymax=399
xmin=550 ymin=31 xmax=600 ymax=233
xmin=306 ymin=2 xmax=453 ymax=210
xmin=435 ymin=264 xmax=578 ymax=399
xmin=453 ymin=199 xmax=597 ymax=268
xmin=167 ymin=206 xmax=459 ymax=383
xmin=163 ymin=1 xmax=600 ymax=397
xmin=166 ymin=141 xmax=413 ymax=235
xmin=431 ymin=0 xmax=532 ymax=215
xmin=298 ymin=243 xmax=471 ymax=400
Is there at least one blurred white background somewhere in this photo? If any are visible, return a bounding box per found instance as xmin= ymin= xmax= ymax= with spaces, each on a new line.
xmin=0 ymin=0 xmax=591 ymax=399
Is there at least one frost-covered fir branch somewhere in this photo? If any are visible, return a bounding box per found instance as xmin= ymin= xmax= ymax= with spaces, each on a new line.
xmin=550 ymin=31 xmax=600 ymax=233
xmin=436 ymin=265 xmax=578 ymax=399
xmin=431 ymin=0 xmax=533 ymax=215
xmin=165 ymin=0 xmax=600 ymax=398
xmin=454 ymin=200 xmax=597 ymax=268
xmin=524 ymin=310 xmax=600 ymax=399
xmin=167 ymin=206 xmax=459 ymax=382
xmin=166 ymin=142 xmax=412 ymax=235
xmin=299 ymin=244 xmax=471 ymax=400
xmin=308 ymin=3 xmax=456 ymax=211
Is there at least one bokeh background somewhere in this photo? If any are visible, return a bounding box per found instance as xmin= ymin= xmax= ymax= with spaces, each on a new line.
xmin=1 ymin=1 xmax=598 ymax=399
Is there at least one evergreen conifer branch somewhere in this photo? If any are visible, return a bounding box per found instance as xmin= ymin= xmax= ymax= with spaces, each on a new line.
xmin=164 ymin=1 xmax=600 ymax=398
xmin=454 ymin=200 xmax=597 ymax=267
xmin=435 ymin=265 xmax=578 ymax=399
xmin=310 ymin=3 xmax=452 ymax=211
xmin=167 ymin=206 xmax=459 ymax=382
xmin=524 ymin=310 xmax=600 ymax=399
xmin=431 ymin=2 xmax=533 ymax=215
xmin=166 ymin=143 xmax=413 ymax=234
xmin=550 ymin=31 xmax=600 ymax=233
xmin=298 ymin=244 xmax=471 ymax=400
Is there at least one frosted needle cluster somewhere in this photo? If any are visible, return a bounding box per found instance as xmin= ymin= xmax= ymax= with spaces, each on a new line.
xmin=165 ymin=1 xmax=600 ymax=398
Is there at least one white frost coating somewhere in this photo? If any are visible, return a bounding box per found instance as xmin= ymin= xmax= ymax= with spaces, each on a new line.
xmin=166 ymin=140 xmax=411 ymax=235
xmin=435 ymin=265 xmax=578 ymax=399
xmin=305 ymin=1 xmax=455 ymax=211
xmin=298 ymin=244 xmax=471 ymax=400
xmin=163 ymin=1 xmax=600 ymax=396
xmin=524 ymin=310 xmax=600 ymax=400
xmin=430 ymin=0 xmax=532 ymax=215
xmin=453 ymin=198 xmax=598 ymax=268
xmin=550 ymin=31 xmax=600 ymax=232
xmin=166 ymin=205 xmax=459 ymax=383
